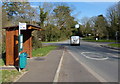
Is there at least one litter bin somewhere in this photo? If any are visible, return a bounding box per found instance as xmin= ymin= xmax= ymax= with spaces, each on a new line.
xmin=19 ymin=52 xmax=28 ymax=68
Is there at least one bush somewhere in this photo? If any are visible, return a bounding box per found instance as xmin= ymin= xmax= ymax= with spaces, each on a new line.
xmin=32 ymin=36 xmax=42 ymax=50
xmin=82 ymin=36 xmax=94 ymax=40
xmin=2 ymin=34 xmax=6 ymax=53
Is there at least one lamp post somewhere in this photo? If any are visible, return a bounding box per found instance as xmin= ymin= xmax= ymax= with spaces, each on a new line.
xmin=115 ymin=31 xmax=119 ymax=43
xmin=75 ymin=24 xmax=80 ymax=36
xmin=116 ymin=22 xmax=119 ymax=43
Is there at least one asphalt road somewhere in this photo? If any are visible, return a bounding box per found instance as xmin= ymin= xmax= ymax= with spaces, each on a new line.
xmin=43 ymin=40 xmax=119 ymax=82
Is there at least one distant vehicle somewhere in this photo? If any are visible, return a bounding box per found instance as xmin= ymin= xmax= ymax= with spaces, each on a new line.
xmin=70 ymin=36 xmax=80 ymax=46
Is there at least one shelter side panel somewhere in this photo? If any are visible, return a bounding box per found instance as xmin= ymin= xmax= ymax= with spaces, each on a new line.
xmin=14 ymin=30 xmax=19 ymax=66
xmin=6 ymin=30 xmax=15 ymax=65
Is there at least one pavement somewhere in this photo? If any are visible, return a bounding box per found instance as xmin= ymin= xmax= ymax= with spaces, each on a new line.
xmin=15 ymin=46 xmax=64 ymax=82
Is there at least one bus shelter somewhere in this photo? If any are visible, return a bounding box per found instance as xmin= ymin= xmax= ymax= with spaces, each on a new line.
xmin=3 ymin=24 xmax=43 ymax=66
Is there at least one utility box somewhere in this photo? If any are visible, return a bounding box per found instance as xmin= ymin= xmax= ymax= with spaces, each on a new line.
xmin=19 ymin=52 xmax=28 ymax=68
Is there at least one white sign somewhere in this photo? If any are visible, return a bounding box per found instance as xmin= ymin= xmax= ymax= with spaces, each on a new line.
xmin=88 ymin=34 xmax=91 ymax=36
xmin=19 ymin=22 xmax=26 ymax=30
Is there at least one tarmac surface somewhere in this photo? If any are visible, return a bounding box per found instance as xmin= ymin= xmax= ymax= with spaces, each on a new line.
xmin=16 ymin=47 xmax=63 ymax=82
xmin=15 ymin=46 xmax=99 ymax=83
xmin=1 ymin=40 xmax=119 ymax=83
xmin=58 ymin=48 xmax=99 ymax=82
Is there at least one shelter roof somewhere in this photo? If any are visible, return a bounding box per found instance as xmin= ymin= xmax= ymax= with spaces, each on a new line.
xmin=2 ymin=24 xmax=44 ymax=31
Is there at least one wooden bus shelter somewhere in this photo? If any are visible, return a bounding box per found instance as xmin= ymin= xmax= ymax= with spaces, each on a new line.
xmin=3 ymin=24 xmax=43 ymax=66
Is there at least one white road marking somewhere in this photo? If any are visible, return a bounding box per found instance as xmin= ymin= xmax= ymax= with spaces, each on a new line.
xmin=68 ymin=50 xmax=108 ymax=82
xmin=53 ymin=48 xmax=65 ymax=83
xmin=81 ymin=52 xmax=109 ymax=60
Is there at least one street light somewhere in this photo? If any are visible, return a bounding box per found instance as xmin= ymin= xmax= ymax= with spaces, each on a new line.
xmin=115 ymin=22 xmax=119 ymax=43
xmin=115 ymin=31 xmax=119 ymax=43
xmin=75 ymin=24 xmax=80 ymax=36
xmin=75 ymin=24 xmax=80 ymax=29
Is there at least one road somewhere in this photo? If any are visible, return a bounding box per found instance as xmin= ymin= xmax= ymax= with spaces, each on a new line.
xmin=44 ymin=40 xmax=119 ymax=82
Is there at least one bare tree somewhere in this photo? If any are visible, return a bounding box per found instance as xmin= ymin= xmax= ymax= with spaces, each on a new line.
xmin=106 ymin=2 xmax=120 ymax=39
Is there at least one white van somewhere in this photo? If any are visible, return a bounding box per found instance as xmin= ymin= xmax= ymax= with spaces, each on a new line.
xmin=70 ymin=36 xmax=80 ymax=46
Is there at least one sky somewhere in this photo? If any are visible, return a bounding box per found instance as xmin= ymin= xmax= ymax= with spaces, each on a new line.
xmin=30 ymin=2 xmax=117 ymax=23
xmin=70 ymin=2 xmax=117 ymax=18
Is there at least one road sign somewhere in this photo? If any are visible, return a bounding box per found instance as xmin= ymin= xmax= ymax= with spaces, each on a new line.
xmin=19 ymin=22 xmax=26 ymax=30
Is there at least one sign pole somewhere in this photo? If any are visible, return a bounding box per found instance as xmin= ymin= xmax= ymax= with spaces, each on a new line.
xmin=18 ymin=22 xmax=21 ymax=72
xmin=18 ymin=22 xmax=26 ymax=72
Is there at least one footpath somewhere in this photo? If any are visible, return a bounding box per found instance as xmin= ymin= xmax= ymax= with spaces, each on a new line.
xmin=15 ymin=46 xmax=64 ymax=82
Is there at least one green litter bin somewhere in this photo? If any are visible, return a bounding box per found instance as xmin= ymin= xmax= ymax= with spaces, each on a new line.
xmin=19 ymin=52 xmax=28 ymax=68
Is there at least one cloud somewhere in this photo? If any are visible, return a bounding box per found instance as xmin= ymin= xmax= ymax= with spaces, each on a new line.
xmin=31 ymin=5 xmax=39 ymax=8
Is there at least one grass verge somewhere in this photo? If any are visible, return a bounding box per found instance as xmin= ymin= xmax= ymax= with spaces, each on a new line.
xmin=0 ymin=59 xmax=5 ymax=66
xmin=108 ymin=43 xmax=120 ymax=48
xmin=42 ymin=41 xmax=58 ymax=43
xmin=1 ymin=70 xmax=21 ymax=83
xmin=84 ymin=39 xmax=116 ymax=42
xmin=32 ymin=45 xmax=57 ymax=57
xmin=82 ymin=37 xmax=116 ymax=42
xmin=42 ymin=39 xmax=69 ymax=43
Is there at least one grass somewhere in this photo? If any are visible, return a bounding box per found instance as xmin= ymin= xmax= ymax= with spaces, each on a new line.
xmin=42 ymin=39 xmax=69 ymax=43
xmin=82 ymin=37 xmax=116 ymax=42
xmin=0 ymin=59 xmax=5 ymax=66
xmin=108 ymin=43 xmax=120 ymax=48
xmin=0 ymin=53 xmax=6 ymax=66
xmin=32 ymin=45 xmax=57 ymax=57
xmin=84 ymin=39 xmax=116 ymax=42
xmin=42 ymin=41 xmax=58 ymax=43
xmin=1 ymin=70 xmax=21 ymax=83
